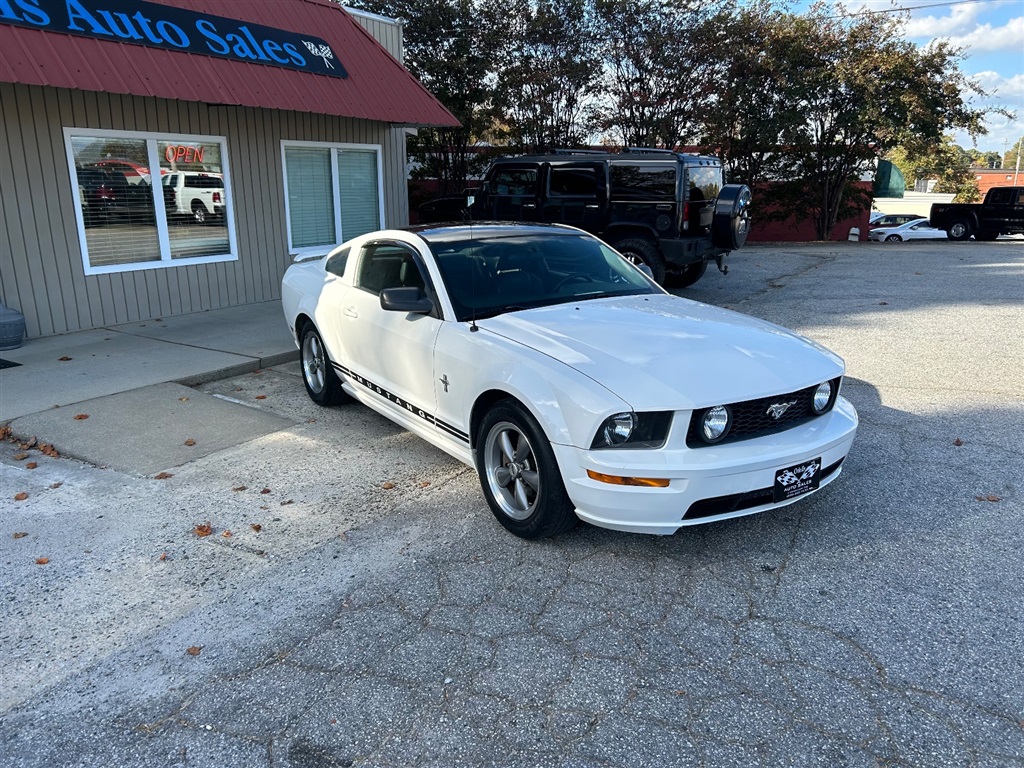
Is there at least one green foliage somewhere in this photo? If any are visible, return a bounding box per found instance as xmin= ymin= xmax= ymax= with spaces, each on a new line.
xmin=887 ymin=138 xmax=980 ymax=203
xmin=348 ymin=0 xmax=998 ymax=225
xmin=1004 ymin=137 xmax=1024 ymax=172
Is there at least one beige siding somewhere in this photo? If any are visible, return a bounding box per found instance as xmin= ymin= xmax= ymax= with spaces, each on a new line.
xmin=346 ymin=8 xmax=404 ymax=62
xmin=0 ymin=82 xmax=409 ymax=337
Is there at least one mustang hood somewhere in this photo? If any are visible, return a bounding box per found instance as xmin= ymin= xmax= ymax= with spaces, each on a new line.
xmin=479 ymin=295 xmax=844 ymax=410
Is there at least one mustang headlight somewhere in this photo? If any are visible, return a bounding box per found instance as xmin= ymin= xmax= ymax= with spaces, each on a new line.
xmin=811 ymin=378 xmax=841 ymax=415
xmin=591 ymin=412 xmax=672 ymax=450
xmin=701 ymin=405 xmax=731 ymax=443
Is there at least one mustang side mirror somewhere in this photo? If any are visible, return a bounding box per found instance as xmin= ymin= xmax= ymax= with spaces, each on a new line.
xmin=380 ymin=286 xmax=434 ymax=315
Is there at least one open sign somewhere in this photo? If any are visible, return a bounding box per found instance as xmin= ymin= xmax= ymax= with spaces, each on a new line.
xmin=164 ymin=145 xmax=205 ymax=164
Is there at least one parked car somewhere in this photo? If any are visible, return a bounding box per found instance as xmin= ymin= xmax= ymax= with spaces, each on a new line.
xmin=869 ymin=213 xmax=926 ymax=229
xmin=76 ymin=167 xmax=155 ymax=226
xmin=868 ymin=218 xmax=946 ymax=242
xmin=162 ymin=172 xmax=225 ymax=224
xmin=929 ymin=186 xmax=1024 ymax=241
xmin=418 ymin=150 xmax=751 ymax=288
xmin=281 ymin=222 xmax=858 ymax=539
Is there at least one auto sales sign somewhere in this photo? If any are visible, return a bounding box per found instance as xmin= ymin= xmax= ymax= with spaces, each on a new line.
xmin=0 ymin=0 xmax=348 ymax=78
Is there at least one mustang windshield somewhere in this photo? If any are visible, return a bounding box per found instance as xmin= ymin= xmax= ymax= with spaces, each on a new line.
xmin=425 ymin=231 xmax=662 ymax=322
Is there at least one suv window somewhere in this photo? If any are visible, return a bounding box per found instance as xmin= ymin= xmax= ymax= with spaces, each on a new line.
xmin=609 ymin=164 xmax=676 ymax=201
xmin=689 ymin=166 xmax=722 ymax=201
xmin=492 ymin=169 xmax=537 ymax=196
xmin=549 ymin=167 xmax=599 ymax=197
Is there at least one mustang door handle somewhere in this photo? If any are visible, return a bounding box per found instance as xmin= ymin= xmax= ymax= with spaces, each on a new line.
xmin=343 ymin=306 xmax=358 ymax=318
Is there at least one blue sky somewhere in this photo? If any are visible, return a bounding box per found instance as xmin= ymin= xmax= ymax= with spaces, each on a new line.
xmin=797 ymin=0 xmax=1024 ymax=155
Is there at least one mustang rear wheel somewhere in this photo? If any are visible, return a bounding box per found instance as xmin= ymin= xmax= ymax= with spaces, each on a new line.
xmin=477 ymin=401 xmax=576 ymax=539
xmin=300 ymin=322 xmax=346 ymax=406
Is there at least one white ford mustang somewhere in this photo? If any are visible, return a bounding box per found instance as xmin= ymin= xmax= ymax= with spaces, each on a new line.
xmin=282 ymin=223 xmax=857 ymax=538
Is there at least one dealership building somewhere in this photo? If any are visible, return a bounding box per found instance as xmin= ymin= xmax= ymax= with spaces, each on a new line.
xmin=0 ymin=0 xmax=458 ymax=339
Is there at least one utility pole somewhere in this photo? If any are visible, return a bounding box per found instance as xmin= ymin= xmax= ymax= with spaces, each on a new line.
xmin=1015 ymin=135 xmax=1022 ymax=185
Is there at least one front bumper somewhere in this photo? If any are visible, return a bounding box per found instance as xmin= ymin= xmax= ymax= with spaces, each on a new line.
xmin=552 ymin=396 xmax=858 ymax=535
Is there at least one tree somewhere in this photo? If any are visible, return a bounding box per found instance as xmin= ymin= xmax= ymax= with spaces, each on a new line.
xmin=1003 ymin=137 xmax=1024 ymax=173
xmin=594 ymin=0 xmax=718 ymax=149
xmin=965 ymin=148 xmax=1002 ymax=169
xmin=887 ymin=139 xmax=980 ymax=202
xmin=758 ymin=2 xmax=990 ymax=238
xmin=349 ymin=0 xmax=501 ymax=194
xmin=491 ymin=0 xmax=602 ymax=152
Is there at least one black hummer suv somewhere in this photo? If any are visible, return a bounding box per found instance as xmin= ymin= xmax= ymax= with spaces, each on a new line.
xmin=418 ymin=149 xmax=751 ymax=287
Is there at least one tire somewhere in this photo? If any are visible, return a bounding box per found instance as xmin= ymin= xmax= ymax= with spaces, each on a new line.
xmin=192 ymin=202 xmax=208 ymax=225
xmin=885 ymin=234 xmax=901 ymax=242
xmin=712 ymin=184 xmax=752 ymax=250
xmin=476 ymin=400 xmax=577 ymax=539
xmin=612 ymin=237 xmax=666 ymax=285
xmin=946 ymin=219 xmax=972 ymax=241
xmin=299 ymin=322 xmax=346 ymax=406
xmin=975 ymin=230 xmax=999 ymax=241
xmin=664 ymin=259 xmax=708 ymax=288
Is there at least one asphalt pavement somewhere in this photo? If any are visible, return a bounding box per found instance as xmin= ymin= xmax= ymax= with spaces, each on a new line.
xmin=1 ymin=240 xmax=1022 ymax=767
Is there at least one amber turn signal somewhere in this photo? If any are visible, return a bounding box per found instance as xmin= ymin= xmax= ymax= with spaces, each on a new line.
xmin=586 ymin=470 xmax=670 ymax=488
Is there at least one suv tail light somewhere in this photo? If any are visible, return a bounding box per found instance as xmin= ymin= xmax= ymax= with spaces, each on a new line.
xmin=681 ymin=201 xmax=690 ymax=231
xmin=213 ymin=192 xmax=222 ymax=203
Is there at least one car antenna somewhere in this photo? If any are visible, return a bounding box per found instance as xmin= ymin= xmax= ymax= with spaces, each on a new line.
xmin=467 ymin=189 xmax=479 ymax=332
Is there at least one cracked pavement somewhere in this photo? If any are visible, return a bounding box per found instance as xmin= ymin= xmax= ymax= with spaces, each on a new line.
xmin=2 ymin=241 xmax=1022 ymax=767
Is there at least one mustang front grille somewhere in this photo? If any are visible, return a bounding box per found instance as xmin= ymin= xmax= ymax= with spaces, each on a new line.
xmin=685 ymin=378 xmax=841 ymax=448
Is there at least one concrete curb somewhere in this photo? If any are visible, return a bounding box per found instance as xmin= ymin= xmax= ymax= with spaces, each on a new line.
xmin=172 ymin=350 xmax=298 ymax=387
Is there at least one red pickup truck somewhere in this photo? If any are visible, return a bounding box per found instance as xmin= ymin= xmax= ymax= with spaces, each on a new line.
xmin=929 ymin=186 xmax=1024 ymax=241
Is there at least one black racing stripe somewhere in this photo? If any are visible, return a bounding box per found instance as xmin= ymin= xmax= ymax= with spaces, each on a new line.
xmin=332 ymin=363 xmax=470 ymax=443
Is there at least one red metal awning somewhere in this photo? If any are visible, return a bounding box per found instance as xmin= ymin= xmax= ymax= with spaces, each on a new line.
xmin=0 ymin=0 xmax=460 ymax=127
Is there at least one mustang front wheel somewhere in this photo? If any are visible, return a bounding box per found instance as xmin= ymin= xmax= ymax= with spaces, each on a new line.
xmin=477 ymin=401 xmax=576 ymax=539
xmin=300 ymin=322 xmax=346 ymax=406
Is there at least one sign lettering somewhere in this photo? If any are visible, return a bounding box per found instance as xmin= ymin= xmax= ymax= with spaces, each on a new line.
xmin=0 ymin=0 xmax=347 ymax=78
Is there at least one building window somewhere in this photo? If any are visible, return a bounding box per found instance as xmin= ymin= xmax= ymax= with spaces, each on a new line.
xmin=64 ymin=129 xmax=236 ymax=275
xmin=282 ymin=142 xmax=383 ymax=255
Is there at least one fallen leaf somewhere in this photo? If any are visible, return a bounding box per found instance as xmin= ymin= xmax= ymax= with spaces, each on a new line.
xmin=186 ymin=646 xmax=202 ymax=656
xmin=14 ymin=492 xmax=28 ymax=501
xmin=35 ymin=557 xmax=49 ymax=565
xmin=184 ymin=438 xmax=196 ymax=447
xmin=26 ymin=436 xmax=37 ymax=448
xmin=975 ymin=495 xmax=1001 ymax=503
xmin=39 ymin=444 xmax=58 ymax=457
xmin=73 ymin=413 xmax=89 ymax=420
xmin=255 ymin=395 xmax=267 ymax=400
xmin=154 ymin=472 xmax=174 ymax=480
xmin=194 ymin=522 xmax=213 ymax=537
xmin=878 ymin=301 xmax=888 ymax=305
xmin=0 ymin=425 xmax=11 ymax=440
xmin=232 ymin=485 xmax=247 ymax=492
xmin=250 ymin=523 xmax=262 ymax=533
xmin=58 ymin=356 xmax=72 ymax=361
xmin=178 ymin=396 xmax=189 ymax=402
xmin=280 ymin=499 xmax=293 ymax=506
xmin=419 ymin=481 xmax=431 ymax=488
xmin=26 ymin=462 xmax=37 ymax=469
xmin=14 ymin=453 xmax=28 ymax=461
xmin=222 ymin=530 xmax=233 ymax=538
xmin=952 ymin=438 xmax=964 ymax=446
xmin=260 ymin=488 xmax=271 ymax=494
xmin=13 ymin=532 xmax=28 ymax=539
xmin=159 ymin=552 xmax=168 ymax=561
xmin=234 ymin=386 xmax=243 ymax=392
xmin=382 ymin=482 xmax=395 ymax=490
xmin=50 ymin=482 xmax=62 ymax=489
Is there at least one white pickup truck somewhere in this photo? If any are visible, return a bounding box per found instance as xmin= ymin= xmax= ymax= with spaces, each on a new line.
xmin=162 ymin=172 xmax=225 ymax=224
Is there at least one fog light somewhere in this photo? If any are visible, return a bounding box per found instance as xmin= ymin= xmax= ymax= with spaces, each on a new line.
xmin=702 ymin=405 xmax=730 ymax=443
xmin=812 ymin=381 xmax=833 ymax=414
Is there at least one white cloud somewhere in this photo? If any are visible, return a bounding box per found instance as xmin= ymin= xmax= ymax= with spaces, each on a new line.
xmin=927 ymin=16 xmax=1024 ymax=53
xmin=903 ymin=4 xmax=994 ymax=38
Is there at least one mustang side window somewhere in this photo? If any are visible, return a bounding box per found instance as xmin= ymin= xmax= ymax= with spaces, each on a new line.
xmin=356 ymin=244 xmax=431 ymax=295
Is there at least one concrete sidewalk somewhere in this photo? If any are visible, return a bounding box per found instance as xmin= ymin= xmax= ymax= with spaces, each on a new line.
xmin=0 ymin=301 xmax=299 ymax=475
xmin=0 ymin=301 xmax=297 ymax=422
